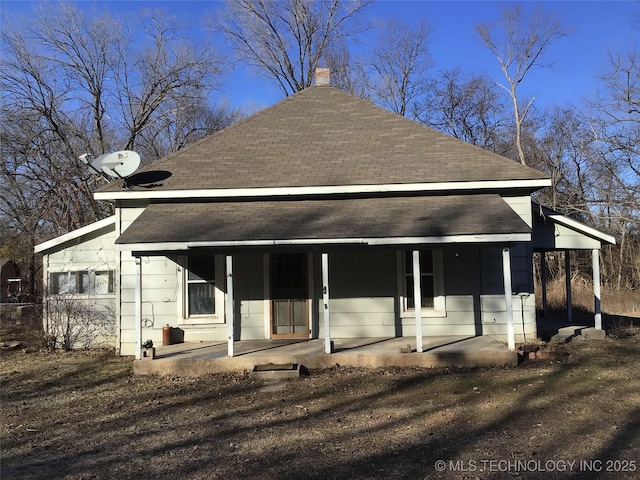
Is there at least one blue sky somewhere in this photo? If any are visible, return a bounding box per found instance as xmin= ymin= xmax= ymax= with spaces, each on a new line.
xmin=2 ymin=1 xmax=639 ymax=114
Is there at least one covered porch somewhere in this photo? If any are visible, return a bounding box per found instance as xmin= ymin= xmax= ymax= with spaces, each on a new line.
xmin=117 ymin=195 xmax=536 ymax=360
xmin=134 ymin=335 xmax=518 ymax=376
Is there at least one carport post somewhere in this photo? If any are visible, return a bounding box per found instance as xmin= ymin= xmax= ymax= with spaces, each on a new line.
xmin=565 ymin=251 xmax=573 ymax=324
xmin=541 ymin=252 xmax=548 ymax=317
xmin=413 ymin=250 xmax=423 ymax=353
xmin=135 ymin=257 xmax=142 ymax=360
xmin=502 ymin=248 xmax=515 ymax=352
xmin=322 ymin=253 xmax=331 ymax=354
xmin=226 ymin=255 xmax=234 ymax=357
xmin=593 ymin=249 xmax=602 ymax=330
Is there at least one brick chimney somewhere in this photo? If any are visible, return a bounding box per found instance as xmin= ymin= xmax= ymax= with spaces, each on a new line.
xmin=315 ymin=68 xmax=330 ymax=86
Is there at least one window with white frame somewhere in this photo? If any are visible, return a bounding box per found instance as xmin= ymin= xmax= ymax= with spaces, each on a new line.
xmin=49 ymin=271 xmax=114 ymax=295
xmin=399 ymin=250 xmax=445 ymax=315
xmin=187 ymin=256 xmax=216 ymax=316
xmin=182 ymin=255 xmax=225 ymax=322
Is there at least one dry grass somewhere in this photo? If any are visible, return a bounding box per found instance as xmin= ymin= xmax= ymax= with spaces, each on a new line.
xmin=1 ymin=335 xmax=639 ymax=480
xmin=536 ymin=278 xmax=640 ymax=317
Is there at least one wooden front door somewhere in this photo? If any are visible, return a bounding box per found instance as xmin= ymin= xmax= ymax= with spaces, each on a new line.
xmin=270 ymin=253 xmax=309 ymax=338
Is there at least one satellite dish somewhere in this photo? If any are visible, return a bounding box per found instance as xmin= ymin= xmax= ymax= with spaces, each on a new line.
xmin=99 ymin=150 xmax=141 ymax=178
xmin=79 ymin=150 xmax=141 ymax=189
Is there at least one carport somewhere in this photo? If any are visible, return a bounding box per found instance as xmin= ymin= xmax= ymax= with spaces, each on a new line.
xmin=532 ymin=204 xmax=617 ymax=328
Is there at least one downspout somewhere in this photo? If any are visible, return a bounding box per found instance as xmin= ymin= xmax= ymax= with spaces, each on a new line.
xmin=135 ymin=257 xmax=142 ymax=360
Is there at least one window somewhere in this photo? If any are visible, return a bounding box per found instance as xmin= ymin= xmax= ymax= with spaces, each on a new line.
xmin=185 ymin=255 xmax=219 ymax=318
xmin=398 ymin=250 xmax=445 ymax=315
xmin=49 ymin=271 xmax=114 ymax=295
xmin=404 ymin=251 xmax=435 ymax=309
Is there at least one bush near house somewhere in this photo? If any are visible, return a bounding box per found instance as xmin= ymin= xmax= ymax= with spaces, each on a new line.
xmin=43 ymin=295 xmax=115 ymax=351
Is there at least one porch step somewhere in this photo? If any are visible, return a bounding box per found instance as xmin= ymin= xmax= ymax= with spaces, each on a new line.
xmin=251 ymin=363 xmax=308 ymax=380
xmin=550 ymin=326 xmax=606 ymax=344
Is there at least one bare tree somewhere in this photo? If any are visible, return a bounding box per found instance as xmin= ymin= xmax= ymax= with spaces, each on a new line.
xmin=418 ymin=68 xmax=508 ymax=151
xmin=137 ymin=97 xmax=242 ymax=160
xmin=370 ymin=18 xmax=433 ymax=118
xmin=322 ymin=39 xmax=371 ymax=99
xmin=584 ymin=48 xmax=640 ymax=289
xmin=476 ymin=4 xmax=568 ymax=165
xmin=0 ymin=3 xmax=231 ymax=296
xmin=112 ymin=13 xmax=223 ymax=153
xmin=216 ymin=0 xmax=370 ymax=96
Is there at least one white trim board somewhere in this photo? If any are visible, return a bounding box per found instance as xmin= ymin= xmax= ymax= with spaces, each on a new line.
xmin=549 ymin=214 xmax=616 ymax=245
xmin=117 ymin=233 xmax=531 ymax=252
xmin=95 ymin=179 xmax=551 ymax=201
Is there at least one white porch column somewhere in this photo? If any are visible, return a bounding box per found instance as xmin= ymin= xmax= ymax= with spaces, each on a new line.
xmin=541 ymin=252 xmax=548 ymax=317
xmin=413 ymin=250 xmax=423 ymax=353
xmin=593 ymin=249 xmax=602 ymax=330
xmin=565 ymin=251 xmax=573 ymax=324
xmin=226 ymin=255 xmax=234 ymax=357
xmin=502 ymin=248 xmax=515 ymax=351
xmin=135 ymin=257 xmax=142 ymax=360
xmin=322 ymin=253 xmax=331 ymax=354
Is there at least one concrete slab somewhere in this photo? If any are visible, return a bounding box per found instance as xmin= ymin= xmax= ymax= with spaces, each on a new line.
xmin=579 ymin=327 xmax=606 ymax=340
xmin=133 ymin=336 xmax=518 ymax=377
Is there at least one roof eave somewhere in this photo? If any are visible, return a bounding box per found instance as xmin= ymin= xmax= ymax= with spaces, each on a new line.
xmin=34 ymin=216 xmax=116 ymax=254
xmin=96 ymin=179 xmax=551 ymax=201
xmin=548 ymin=214 xmax=617 ymax=245
xmin=116 ymin=233 xmax=531 ymax=253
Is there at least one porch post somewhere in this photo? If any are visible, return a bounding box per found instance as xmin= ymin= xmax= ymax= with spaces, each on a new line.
xmin=541 ymin=252 xmax=548 ymax=317
xmin=226 ymin=255 xmax=234 ymax=357
xmin=412 ymin=250 xmax=423 ymax=353
xmin=502 ymin=248 xmax=515 ymax=351
xmin=322 ymin=252 xmax=331 ymax=354
xmin=565 ymin=251 xmax=573 ymax=324
xmin=593 ymin=249 xmax=602 ymax=330
xmin=135 ymin=257 xmax=142 ymax=360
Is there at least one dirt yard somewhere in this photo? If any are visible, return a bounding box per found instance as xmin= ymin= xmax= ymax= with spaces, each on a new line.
xmin=1 ymin=327 xmax=639 ymax=479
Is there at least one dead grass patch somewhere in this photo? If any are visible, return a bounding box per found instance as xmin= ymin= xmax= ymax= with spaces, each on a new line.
xmin=536 ymin=278 xmax=640 ymax=318
xmin=1 ymin=335 xmax=639 ymax=480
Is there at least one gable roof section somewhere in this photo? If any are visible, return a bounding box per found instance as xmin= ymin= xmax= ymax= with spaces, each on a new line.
xmin=115 ymin=194 xmax=531 ymax=251
xmin=532 ymin=204 xmax=616 ymax=249
xmin=96 ymin=86 xmax=549 ymax=200
xmin=34 ymin=216 xmax=116 ymax=254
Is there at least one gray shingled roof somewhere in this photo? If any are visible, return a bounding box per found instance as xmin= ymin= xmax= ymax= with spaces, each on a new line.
xmin=99 ymin=85 xmax=547 ymax=194
xmin=115 ymin=194 xmax=530 ymax=245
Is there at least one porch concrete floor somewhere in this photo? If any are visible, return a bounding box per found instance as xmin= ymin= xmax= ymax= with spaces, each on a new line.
xmin=134 ymin=336 xmax=518 ymax=376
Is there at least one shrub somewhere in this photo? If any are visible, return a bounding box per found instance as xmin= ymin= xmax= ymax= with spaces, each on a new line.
xmin=43 ymin=294 xmax=115 ymax=351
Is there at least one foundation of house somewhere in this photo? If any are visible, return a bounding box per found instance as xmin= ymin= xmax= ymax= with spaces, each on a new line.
xmin=133 ymin=336 xmax=518 ymax=377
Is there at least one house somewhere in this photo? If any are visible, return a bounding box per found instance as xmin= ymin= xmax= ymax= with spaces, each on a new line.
xmin=36 ymin=72 xmax=615 ymax=358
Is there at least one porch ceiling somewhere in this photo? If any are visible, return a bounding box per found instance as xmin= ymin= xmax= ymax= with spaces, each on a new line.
xmin=115 ymin=194 xmax=531 ymax=250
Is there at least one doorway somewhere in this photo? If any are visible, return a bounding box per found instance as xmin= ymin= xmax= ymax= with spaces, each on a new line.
xmin=270 ymin=253 xmax=309 ymax=338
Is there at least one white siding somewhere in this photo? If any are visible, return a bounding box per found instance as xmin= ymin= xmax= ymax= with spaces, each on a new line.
xmin=503 ymin=195 xmax=533 ymax=228
xmin=41 ymin=221 xmax=117 ymax=349
xmin=318 ymin=250 xmax=397 ymax=338
xmin=534 ymin=222 xmax=602 ymax=250
xmin=119 ymin=255 xmax=180 ymax=355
